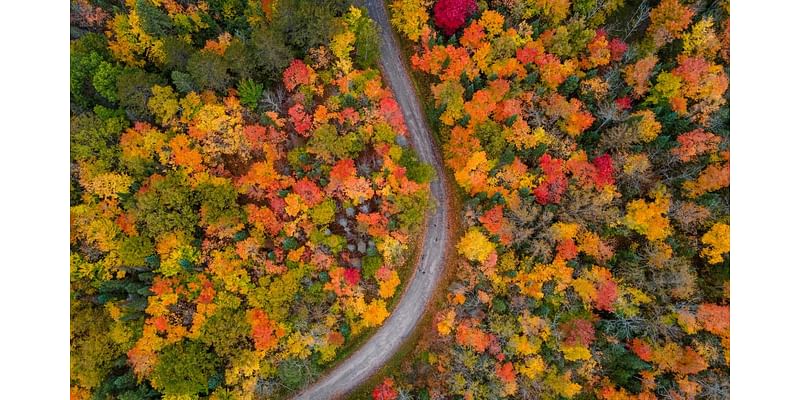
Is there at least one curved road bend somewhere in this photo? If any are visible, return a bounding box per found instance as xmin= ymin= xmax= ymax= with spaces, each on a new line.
xmin=293 ymin=0 xmax=450 ymax=399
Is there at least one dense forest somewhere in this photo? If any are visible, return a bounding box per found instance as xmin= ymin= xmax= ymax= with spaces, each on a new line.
xmin=371 ymin=0 xmax=729 ymax=399
xmin=70 ymin=0 xmax=433 ymax=398
xmin=70 ymin=0 xmax=730 ymax=399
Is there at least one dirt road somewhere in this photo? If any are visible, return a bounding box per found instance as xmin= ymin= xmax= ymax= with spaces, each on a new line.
xmin=292 ymin=1 xmax=450 ymax=398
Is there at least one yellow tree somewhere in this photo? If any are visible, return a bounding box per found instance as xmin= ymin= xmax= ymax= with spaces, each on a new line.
xmin=457 ymin=227 xmax=495 ymax=263
xmin=390 ymin=0 xmax=431 ymax=42
xmin=623 ymin=186 xmax=672 ymax=241
xmin=701 ymin=222 xmax=729 ymax=264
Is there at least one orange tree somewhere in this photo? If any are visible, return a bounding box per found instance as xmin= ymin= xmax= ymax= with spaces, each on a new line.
xmin=378 ymin=0 xmax=730 ymax=398
xmin=70 ymin=2 xmax=432 ymax=398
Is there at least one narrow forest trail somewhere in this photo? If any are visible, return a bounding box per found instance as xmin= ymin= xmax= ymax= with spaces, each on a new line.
xmin=292 ymin=0 xmax=450 ymax=398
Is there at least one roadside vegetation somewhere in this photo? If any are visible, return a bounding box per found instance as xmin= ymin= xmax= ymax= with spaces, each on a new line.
xmin=70 ymin=1 xmax=432 ymax=398
xmin=370 ymin=0 xmax=730 ymax=398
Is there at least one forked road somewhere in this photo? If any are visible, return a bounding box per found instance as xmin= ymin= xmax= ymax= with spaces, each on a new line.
xmin=293 ymin=0 xmax=450 ymax=399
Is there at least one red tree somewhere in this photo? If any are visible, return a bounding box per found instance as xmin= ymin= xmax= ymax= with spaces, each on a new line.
xmin=433 ymin=0 xmax=477 ymax=36
xmin=372 ymin=378 xmax=399 ymax=400
xmin=283 ymin=59 xmax=311 ymax=92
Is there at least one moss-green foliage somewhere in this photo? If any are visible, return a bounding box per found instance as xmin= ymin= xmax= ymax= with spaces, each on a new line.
xmin=277 ymin=359 xmax=311 ymax=390
xmin=394 ymin=190 xmax=431 ymax=230
xmin=119 ymin=236 xmax=155 ymax=267
xmin=135 ymin=0 xmax=173 ymax=37
xmin=94 ymin=371 xmax=160 ymax=400
xmin=70 ymin=33 xmax=113 ymax=108
xmin=249 ymin=266 xmax=305 ymax=321
xmin=187 ymin=51 xmax=232 ymax=92
xmin=162 ymin=36 xmax=193 ymax=71
xmin=199 ymin=308 xmax=251 ymax=359
xmin=151 ymin=340 xmax=220 ymax=396
xmin=197 ymin=180 xmax=244 ymax=227
xmin=134 ymin=172 xmax=200 ymax=239
xmin=70 ymin=302 xmax=122 ymax=390
xmin=601 ymin=343 xmax=652 ymax=393
xmin=272 ymin=0 xmax=349 ymax=56
xmin=351 ymin=7 xmax=380 ymax=69
xmin=70 ymin=111 xmax=126 ymax=169
xmin=362 ymin=254 xmax=383 ymax=279
xmin=373 ymin=122 xmax=397 ymax=144
xmin=116 ymin=68 xmax=165 ymax=122
xmin=399 ymin=149 xmax=435 ymax=183
xmin=310 ymin=199 xmax=337 ymax=225
xmin=308 ymin=123 xmax=365 ymax=162
xmin=473 ymin=120 xmax=506 ymax=160
xmin=248 ymin=25 xmax=293 ymax=86
xmin=93 ymin=61 xmax=123 ymax=103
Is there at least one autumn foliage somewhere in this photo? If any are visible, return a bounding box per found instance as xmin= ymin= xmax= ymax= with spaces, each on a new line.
xmin=375 ymin=0 xmax=730 ymax=398
xmin=433 ymin=0 xmax=476 ymax=36
xmin=71 ymin=3 xmax=432 ymax=398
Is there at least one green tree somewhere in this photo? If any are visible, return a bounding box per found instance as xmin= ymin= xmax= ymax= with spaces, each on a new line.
xmin=134 ymin=172 xmax=200 ymax=239
xmin=93 ymin=61 xmax=122 ymax=103
xmin=71 ymin=301 xmax=122 ymax=390
xmin=395 ymin=191 xmax=431 ymax=230
xmin=399 ymin=150 xmax=434 ymax=183
xmin=249 ymin=25 xmax=293 ymax=85
xmin=225 ymin=38 xmax=255 ymax=81
xmin=70 ymin=111 xmax=126 ymax=169
xmin=272 ymin=0 xmax=348 ymax=55
xmin=187 ymin=51 xmax=232 ymax=92
xmin=352 ymin=9 xmax=380 ymax=69
xmin=151 ymin=340 xmax=220 ymax=396
xmin=116 ymin=68 xmax=165 ymax=121
xmin=134 ymin=0 xmax=173 ymax=37
xmin=70 ymin=33 xmax=112 ymax=109
xmin=277 ymin=359 xmax=310 ymax=391
xmin=162 ymin=36 xmax=193 ymax=71
xmin=119 ymin=236 xmax=155 ymax=267
xmin=238 ymin=78 xmax=264 ymax=110
xmin=197 ymin=180 xmax=244 ymax=227
xmin=307 ymin=124 xmax=365 ymax=162
xmin=199 ymin=308 xmax=251 ymax=359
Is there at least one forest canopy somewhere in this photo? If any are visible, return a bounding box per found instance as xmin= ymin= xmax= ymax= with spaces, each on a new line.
xmin=70 ymin=0 xmax=731 ymax=398
xmin=376 ymin=0 xmax=730 ymax=398
xmin=70 ymin=1 xmax=431 ymax=398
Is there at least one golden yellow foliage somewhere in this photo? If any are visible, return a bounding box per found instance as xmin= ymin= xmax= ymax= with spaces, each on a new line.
xmin=545 ymin=371 xmax=582 ymax=398
xmin=361 ymin=299 xmax=390 ymax=327
xmin=457 ymin=227 xmax=496 ymax=263
xmin=378 ymin=269 xmax=401 ymax=299
xmin=623 ymin=153 xmax=651 ymax=175
xmin=518 ymin=356 xmax=546 ymax=380
xmin=284 ymin=193 xmax=307 ymax=217
xmin=389 ymin=0 xmax=431 ymax=42
xmin=561 ymin=345 xmax=592 ymax=361
xmin=551 ymin=222 xmax=580 ymax=241
xmin=284 ymin=331 xmax=314 ymax=359
xmin=632 ymin=110 xmax=662 ymax=142
xmin=509 ymin=334 xmax=540 ymax=356
xmin=106 ymin=9 xmax=166 ymax=67
xmin=623 ymin=187 xmax=672 ymax=241
xmin=331 ymin=30 xmax=355 ymax=74
xmin=478 ymin=10 xmax=505 ymax=37
xmin=85 ymin=173 xmax=133 ymax=199
xmin=148 ymin=85 xmax=179 ymax=125
xmin=682 ymin=18 xmax=721 ymax=58
xmin=437 ymin=309 xmax=456 ymax=336
xmin=701 ymin=222 xmax=729 ymax=264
